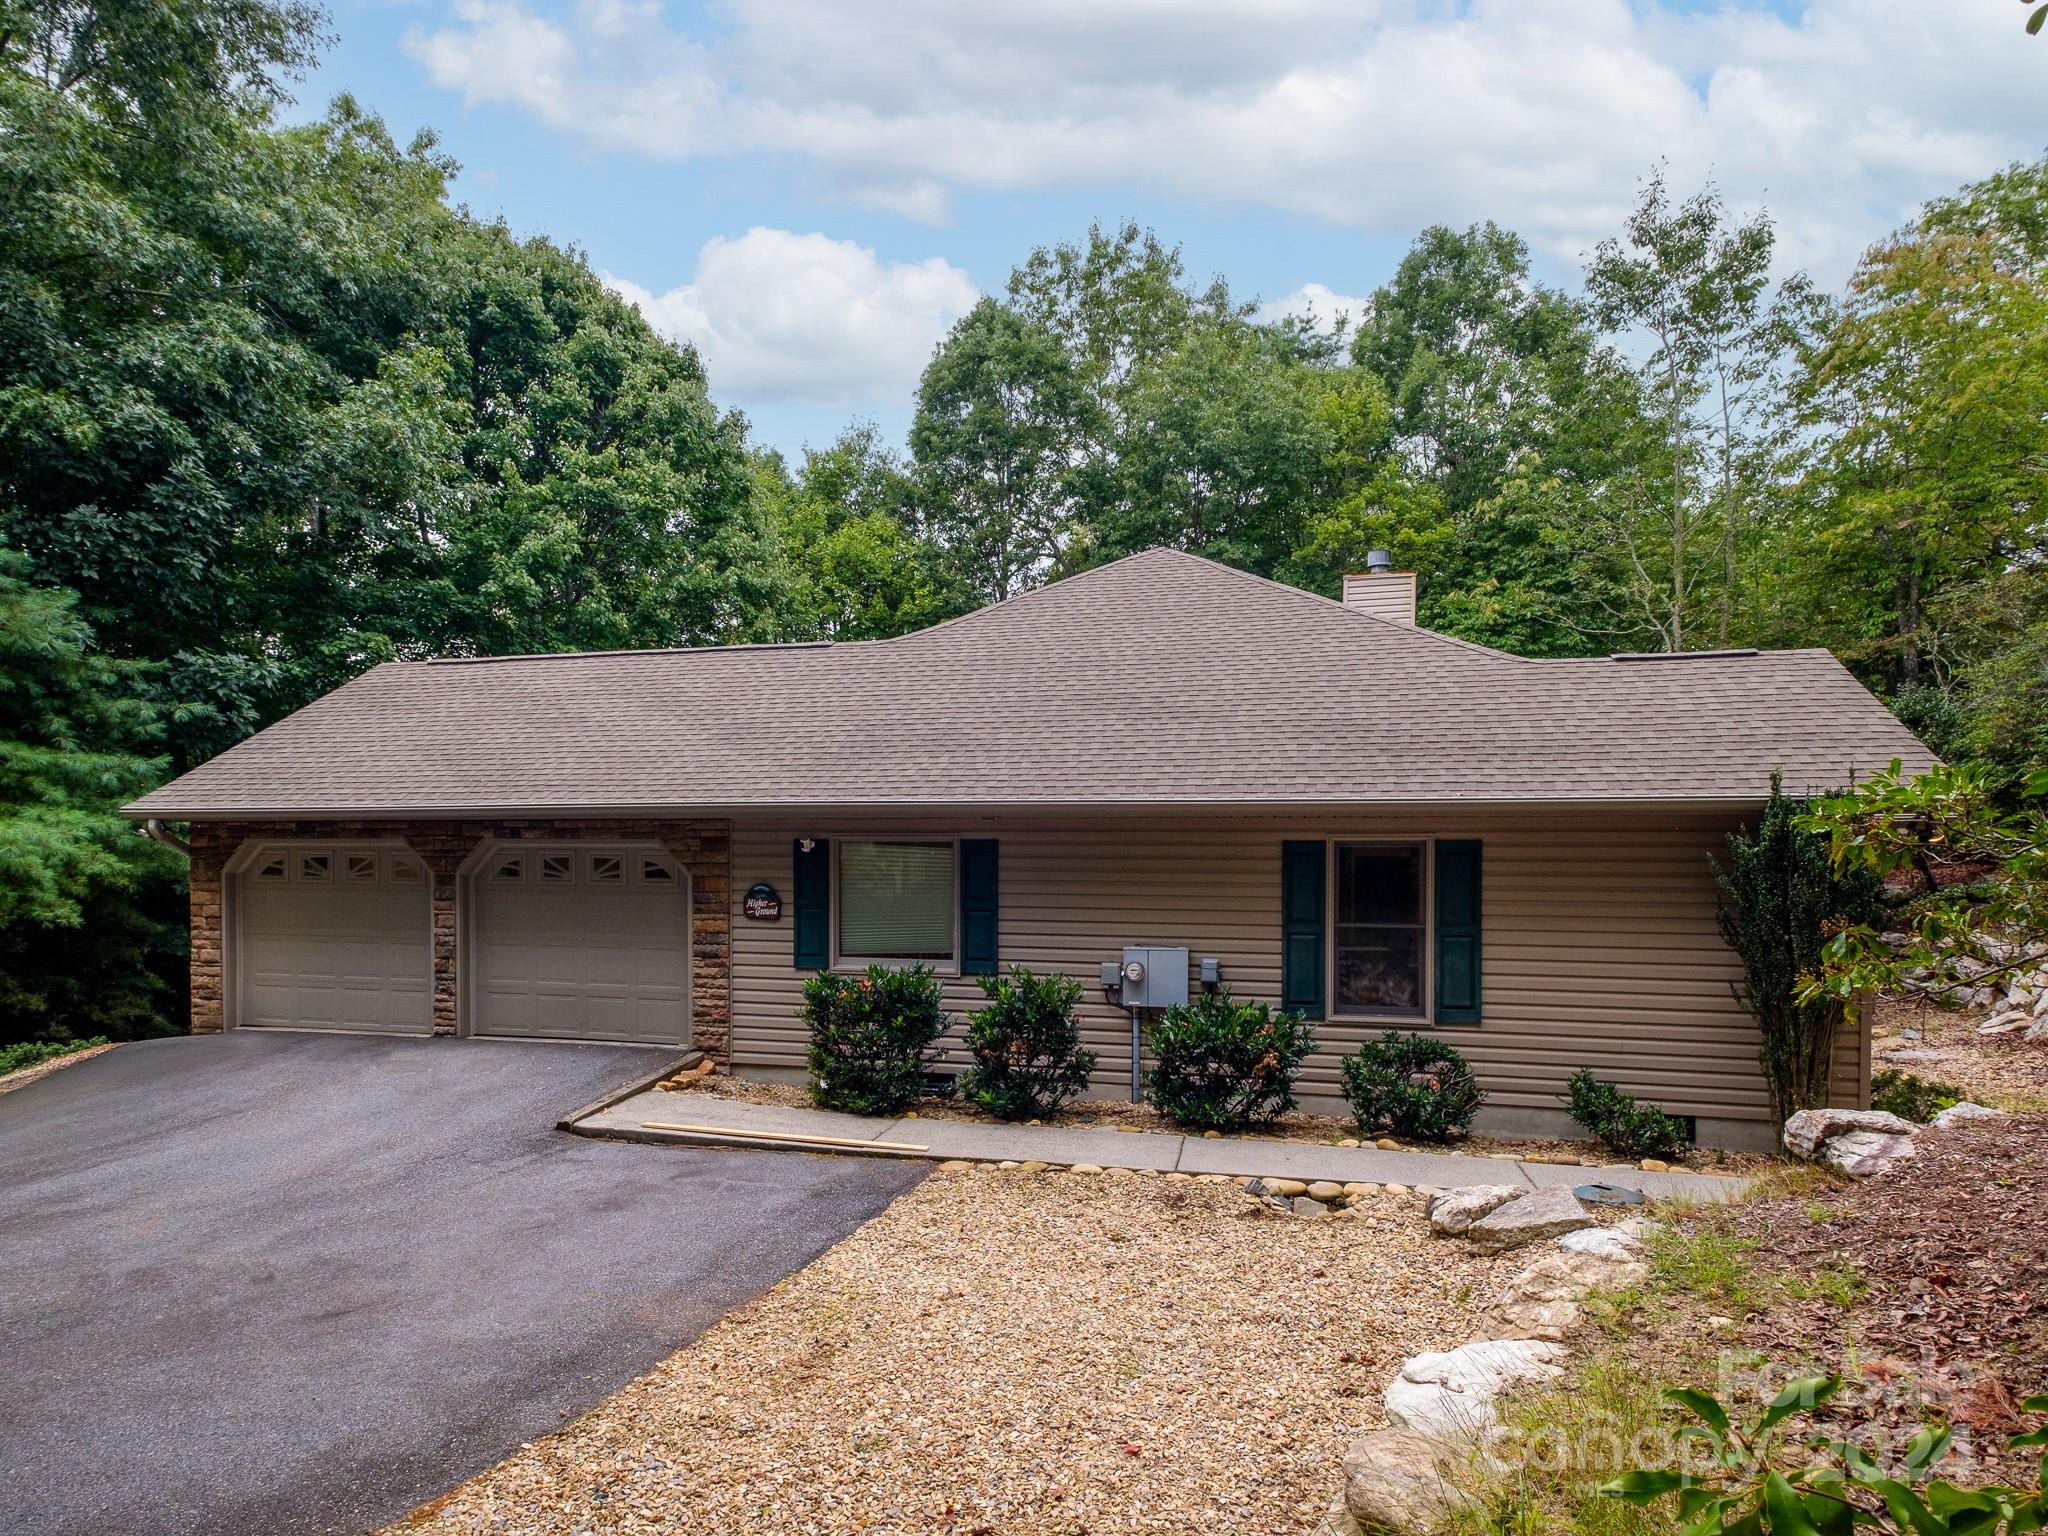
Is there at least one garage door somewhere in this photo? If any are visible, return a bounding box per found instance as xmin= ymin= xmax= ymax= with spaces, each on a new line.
xmin=471 ymin=847 xmax=691 ymax=1044
xmin=239 ymin=847 xmax=432 ymax=1034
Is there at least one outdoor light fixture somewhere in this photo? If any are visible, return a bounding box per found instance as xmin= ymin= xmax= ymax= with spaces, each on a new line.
xmin=798 ymin=838 xmax=816 ymax=853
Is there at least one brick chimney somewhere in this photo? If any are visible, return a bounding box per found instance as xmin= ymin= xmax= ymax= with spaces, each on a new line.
xmin=1342 ymin=550 xmax=1416 ymax=625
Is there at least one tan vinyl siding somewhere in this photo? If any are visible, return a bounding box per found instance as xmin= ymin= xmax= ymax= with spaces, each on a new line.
xmin=729 ymin=808 xmax=1861 ymax=1134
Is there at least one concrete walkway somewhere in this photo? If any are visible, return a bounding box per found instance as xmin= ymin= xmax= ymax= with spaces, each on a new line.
xmin=572 ymin=1088 xmax=1750 ymax=1201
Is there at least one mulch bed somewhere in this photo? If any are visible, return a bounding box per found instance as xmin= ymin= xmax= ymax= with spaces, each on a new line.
xmin=1729 ymin=1114 xmax=2048 ymax=1481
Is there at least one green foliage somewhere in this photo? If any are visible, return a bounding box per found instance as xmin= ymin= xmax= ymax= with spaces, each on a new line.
xmin=1339 ymin=1029 xmax=1487 ymax=1142
xmin=956 ymin=967 xmax=1098 ymax=1121
xmin=1799 ymin=761 xmax=2048 ymax=1005
xmin=801 ymin=965 xmax=949 ymax=1117
xmin=1870 ymin=1068 xmax=1962 ymax=1123
xmin=1642 ymin=1211 xmax=1764 ymax=1313
xmin=1142 ymin=989 xmax=1316 ymax=1131
xmin=1565 ymin=1069 xmax=1693 ymax=1161
xmin=0 ymin=1036 xmax=109 ymax=1075
xmin=1714 ymin=774 xmax=1882 ymax=1127
xmin=1602 ymin=1380 xmax=2048 ymax=1536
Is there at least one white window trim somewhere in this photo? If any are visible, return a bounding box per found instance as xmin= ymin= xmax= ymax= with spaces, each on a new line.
xmin=829 ymin=835 xmax=962 ymax=974
xmin=1327 ymin=836 xmax=1439 ymax=1025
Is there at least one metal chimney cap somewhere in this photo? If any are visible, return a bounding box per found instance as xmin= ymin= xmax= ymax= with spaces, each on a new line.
xmin=1364 ymin=549 xmax=1394 ymax=574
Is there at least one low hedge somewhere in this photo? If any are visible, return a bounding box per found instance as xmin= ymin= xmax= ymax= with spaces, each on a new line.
xmin=958 ymin=966 xmax=1098 ymax=1121
xmin=1143 ymin=990 xmax=1316 ymax=1132
xmin=802 ymin=964 xmax=948 ymax=1116
xmin=1340 ymin=1030 xmax=1485 ymax=1143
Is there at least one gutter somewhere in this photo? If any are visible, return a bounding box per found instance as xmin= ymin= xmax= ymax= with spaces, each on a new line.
xmin=141 ymin=819 xmax=192 ymax=857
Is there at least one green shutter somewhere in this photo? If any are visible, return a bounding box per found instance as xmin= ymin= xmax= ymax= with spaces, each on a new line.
xmin=1281 ymin=840 xmax=1325 ymax=1019
xmin=792 ymin=838 xmax=829 ymax=970
xmin=1434 ymin=839 xmax=1482 ymax=1024
xmin=959 ymin=839 xmax=999 ymax=975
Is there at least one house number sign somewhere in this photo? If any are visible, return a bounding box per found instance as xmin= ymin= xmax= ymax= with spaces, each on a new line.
xmin=743 ymin=882 xmax=782 ymax=920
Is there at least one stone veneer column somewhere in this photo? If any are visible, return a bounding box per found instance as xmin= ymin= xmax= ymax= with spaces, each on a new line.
xmin=660 ymin=822 xmax=732 ymax=1066
xmin=405 ymin=828 xmax=483 ymax=1038
xmin=185 ymin=825 xmax=244 ymax=1034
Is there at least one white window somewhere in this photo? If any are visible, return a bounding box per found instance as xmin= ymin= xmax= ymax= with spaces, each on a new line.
xmin=1333 ymin=843 xmax=1426 ymax=1017
xmin=837 ymin=841 xmax=955 ymax=964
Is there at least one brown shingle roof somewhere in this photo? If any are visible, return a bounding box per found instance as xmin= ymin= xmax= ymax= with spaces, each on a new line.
xmin=124 ymin=548 xmax=1935 ymax=818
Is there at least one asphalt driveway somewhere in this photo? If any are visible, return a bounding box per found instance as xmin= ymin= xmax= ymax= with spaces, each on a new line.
xmin=0 ymin=1032 xmax=924 ymax=1536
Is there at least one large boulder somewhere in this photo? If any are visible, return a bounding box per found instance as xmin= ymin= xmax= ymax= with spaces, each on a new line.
xmin=1383 ymin=1339 xmax=1569 ymax=1440
xmin=1819 ymin=1130 xmax=1915 ymax=1179
xmin=1478 ymin=1248 xmax=1647 ymax=1341
xmin=1783 ymin=1108 xmax=1916 ymax=1160
xmin=1317 ymin=1429 xmax=1489 ymax=1536
xmin=1426 ymin=1185 xmax=1526 ymax=1236
xmin=1463 ymin=1187 xmax=1595 ymax=1254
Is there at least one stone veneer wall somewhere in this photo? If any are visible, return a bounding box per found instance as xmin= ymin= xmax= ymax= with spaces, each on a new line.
xmin=184 ymin=819 xmax=732 ymax=1061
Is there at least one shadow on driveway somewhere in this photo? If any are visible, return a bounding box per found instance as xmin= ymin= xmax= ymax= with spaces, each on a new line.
xmin=0 ymin=1032 xmax=924 ymax=1536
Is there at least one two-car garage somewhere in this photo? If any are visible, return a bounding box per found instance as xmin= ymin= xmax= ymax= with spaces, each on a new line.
xmin=231 ymin=842 xmax=691 ymax=1045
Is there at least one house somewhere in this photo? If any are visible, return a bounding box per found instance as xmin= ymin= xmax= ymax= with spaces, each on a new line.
xmin=124 ymin=549 xmax=1935 ymax=1149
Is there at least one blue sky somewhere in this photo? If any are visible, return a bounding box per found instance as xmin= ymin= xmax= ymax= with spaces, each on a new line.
xmin=292 ymin=0 xmax=2040 ymax=459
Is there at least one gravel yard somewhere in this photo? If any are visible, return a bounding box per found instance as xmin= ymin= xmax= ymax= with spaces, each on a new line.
xmin=388 ymin=1166 xmax=1509 ymax=1536
xmin=1872 ymin=997 xmax=2048 ymax=1111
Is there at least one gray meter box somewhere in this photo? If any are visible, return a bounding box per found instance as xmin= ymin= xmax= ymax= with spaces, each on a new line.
xmin=1119 ymin=945 xmax=1189 ymax=1010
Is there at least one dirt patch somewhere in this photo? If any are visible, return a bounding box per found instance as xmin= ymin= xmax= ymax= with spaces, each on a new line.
xmin=386 ymin=1171 xmax=1510 ymax=1536
xmin=1553 ymin=1114 xmax=2047 ymax=1490
xmin=661 ymin=1073 xmax=1772 ymax=1174
xmin=1872 ymin=996 xmax=2048 ymax=1112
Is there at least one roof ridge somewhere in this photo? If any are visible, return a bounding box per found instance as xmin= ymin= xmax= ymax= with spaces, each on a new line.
xmin=417 ymin=640 xmax=837 ymax=666
xmin=1151 ymin=548 xmax=1526 ymax=660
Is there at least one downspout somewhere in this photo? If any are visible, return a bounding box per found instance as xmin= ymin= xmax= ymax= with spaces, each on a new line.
xmin=143 ymin=819 xmax=192 ymax=857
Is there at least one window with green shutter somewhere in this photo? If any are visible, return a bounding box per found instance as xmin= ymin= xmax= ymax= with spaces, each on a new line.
xmin=959 ymin=839 xmax=999 ymax=974
xmin=792 ymin=839 xmax=829 ymax=970
xmin=1281 ymin=840 xmax=1326 ymax=1018
xmin=1433 ymin=839 xmax=1482 ymax=1023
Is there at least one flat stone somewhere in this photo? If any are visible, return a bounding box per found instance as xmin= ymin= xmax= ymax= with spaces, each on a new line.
xmin=1425 ymin=1185 xmax=1525 ymax=1237
xmin=1556 ymin=1227 xmax=1644 ymax=1261
xmin=1338 ymin=1138 xmax=1362 ymax=1149
xmin=1336 ymin=1429 xmax=1487 ymax=1535
xmin=1979 ymin=1011 xmax=2032 ymax=1035
xmin=1265 ymin=1177 xmax=1310 ymax=1198
xmin=1783 ymin=1108 xmax=1918 ymax=1160
xmin=936 ymin=1160 xmax=974 ymax=1173
xmin=1375 ymin=1138 xmax=1401 ymax=1151
xmin=998 ymin=1160 xmax=1020 ymax=1169
xmin=1464 ymin=1188 xmax=1594 ymax=1254
xmin=1930 ymin=1102 xmax=2005 ymax=1129
xmin=1308 ymin=1181 xmax=1346 ymax=1203
xmin=1638 ymin=1158 xmax=1670 ymax=1173
xmin=1382 ymin=1183 xmax=1409 ymax=1197
xmin=1343 ymin=1182 xmax=1377 ymax=1197
xmin=1202 ymin=1129 xmax=1222 ymax=1139
xmin=1164 ymin=1171 xmax=1193 ymax=1182
xmin=1819 ymin=1130 xmax=1915 ymax=1179
xmin=1479 ymin=1248 xmax=1648 ymax=1341
xmin=1102 ymin=1166 xmax=1136 ymax=1177
xmin=1384 ymin=1339 xmax=1569 ymax=1440
xmin=1293 ymin=1195 xmax=1328 ymax=1218
xmin=1017 ymin=1160 xmax=1049 ymax=1173
xmin=1069 ymin=1163 xmax=1104 ymax=1175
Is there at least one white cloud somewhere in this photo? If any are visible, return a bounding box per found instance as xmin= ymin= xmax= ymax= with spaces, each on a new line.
xmin=604 ymin=227 xmax=980 ymax=404
xmin=407 ymin=0 xmax=2040 ymax=281
xmin=1256 ymin=282 xmax=1373 ymax=333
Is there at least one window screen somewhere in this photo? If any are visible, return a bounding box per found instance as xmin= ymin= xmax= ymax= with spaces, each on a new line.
xmin=1334 ymin=843 xmax=1425 ymax=1015
xmin=838 ymin=841 xmax=955 ymax=962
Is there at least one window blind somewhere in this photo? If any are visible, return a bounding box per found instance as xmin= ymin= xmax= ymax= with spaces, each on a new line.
xmin=838 ymin=841 xmax=955 ymax=960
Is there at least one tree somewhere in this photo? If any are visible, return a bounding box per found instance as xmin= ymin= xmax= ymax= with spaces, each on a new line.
xmin=1583 ymin=169 xmax=1804 ymax=651
xmin=1782 ymin=156 xmax=2048 ymax=692
xmin=909 ymin=298 xmax=1098 ymax=603
xmin=1714 ymin=775 xmax=1881 ymax=1128
xmin=0 ymin=551 xmax=182 ymax=1043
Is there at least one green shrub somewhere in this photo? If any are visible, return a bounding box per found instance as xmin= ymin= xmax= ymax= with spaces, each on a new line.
xmin=1870 ymin=1066 xmax=1962 ymax=1122
xmin=1340 ymin=1030 xmax=1485 ymax=1142
xmin=1142 ymin=990 xmax=1316 ymax=1131
xmin=802 ymin=965 xmax=948 ymax=1116
xmin=958 ymin=967 xmax=1098 ymax=1121
xmin=1564 ymin=1068 xmax=1693 ymax=1161
xmin=0 ymin=1037 xmax=109 ymax=1076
